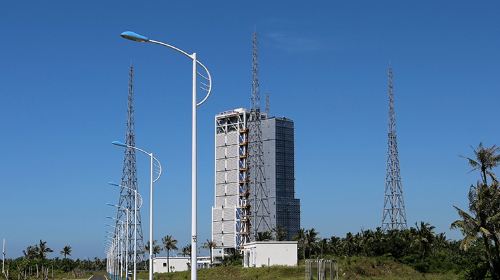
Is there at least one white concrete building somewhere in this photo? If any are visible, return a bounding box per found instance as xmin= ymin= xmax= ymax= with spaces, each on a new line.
xmin=242 ymin=241 xmax=298 ymax=268
xmin=153 ymin=256 xmax=212 ymax=273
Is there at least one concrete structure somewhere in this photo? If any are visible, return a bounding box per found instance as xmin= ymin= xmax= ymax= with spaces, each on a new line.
xmin=212 ymin=108 xmax=300 ymax=253
xmin=153 ymin=256 xmax=212 ymax=273
xmin=242 ymin=241 xmax=298 ymax=267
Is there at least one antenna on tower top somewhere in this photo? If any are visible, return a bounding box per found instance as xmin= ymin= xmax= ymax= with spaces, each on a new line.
xmin=248 ymin=32 xmax=272 ymax=241
xmin=265 ymin=94 xmax=270 ymax=116
xmin=382 ymin=65 xmax=408 ymax=230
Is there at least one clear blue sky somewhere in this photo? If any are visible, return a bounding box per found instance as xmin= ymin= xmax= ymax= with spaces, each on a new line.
xmin=1 ymin=0 xmax=499 ymax=259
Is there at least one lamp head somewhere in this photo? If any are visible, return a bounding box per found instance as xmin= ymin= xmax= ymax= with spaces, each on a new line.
xmin=112 ymin=141 xmax=127 ymax=148
xmin=120 ymin=31 xmax=149 ymax=43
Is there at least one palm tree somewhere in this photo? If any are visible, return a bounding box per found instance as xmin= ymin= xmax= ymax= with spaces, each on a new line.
xmin=203 ymin=240 xmax=217 ymax=265
xmin=305 ymin=228 xmax=319 ymax=258
xmin=414 ymin=222 xmax=435 ymax=260
xmin=274 ymin=226 xmax=287 ymax=241
xmin=36 ymin=240 xmax=53 ymax=260
xmin=60 ymin=245 xmax=72 ymax=259
xmin=294 ymin=228 xmax=306 ymax=259
xmin=464 ymin=143 xmax=500 ymax=184
xmin=161 ymin=235 xmax=178 ymax=273
xmin=181 ymin=244 xmax=191 ymax=257
xmin=452 ymin=143 xmax=500 ymax=279
xmin=145 ymin=240 xmax=162 ymax=257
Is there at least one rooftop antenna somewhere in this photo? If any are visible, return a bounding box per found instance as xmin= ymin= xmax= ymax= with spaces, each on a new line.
xmin=265 ymin=93 xmax=270 ymax=116
xmin=382 ymin=66 xmax=408 ymax=230
xmin=248 ymin=32 xmax=272 ymax=241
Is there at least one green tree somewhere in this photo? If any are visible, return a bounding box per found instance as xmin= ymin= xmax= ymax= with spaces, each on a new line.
xmin=36 ymin=240 xmax=53 ymax=260
xmin=452 ymin=143 xmax=500 ymax=279
xmin=181 ymin=244 xmax=191 ymax=257
xmin=414 ymin=222 xmax=436 ymax=260
xmin=464 ymin=143 xmax=500 ymax=184
xmin=145 ymin=240 xmax=162 ymax=257
xmin=294 ymin=228 xmax=306 ymax=259
xmin=274 ymin=226 xmax=287 ymax=241
xmin=305 ymin=228 xmax=319 ymax=258
xmin=60 ymin=245 xmax=72 ymax=259
xmin=203 ymin=240 xmax=217 ymax=265
xmin=257 ymin=231 xmax=273 ymax=241
xmin=161 ymin=235 xmax=178 ymax=273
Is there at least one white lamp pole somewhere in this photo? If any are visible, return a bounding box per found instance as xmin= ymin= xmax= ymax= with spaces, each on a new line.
xmin=120 ymin=31 xmax=212 ymax=280
xmin=107 ymin=204 xmax=129 ymax=280
xmin=112 ymin=142 xmax=162 ymax=280
xmin=109 ymin=182 xmax=143 ymax=280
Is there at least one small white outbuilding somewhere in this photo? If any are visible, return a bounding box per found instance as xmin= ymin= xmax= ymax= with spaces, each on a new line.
xmin=242 ymin=241 xmax=298 ymax=268
xmin=153 ymin=256 xmax=212 ymax=273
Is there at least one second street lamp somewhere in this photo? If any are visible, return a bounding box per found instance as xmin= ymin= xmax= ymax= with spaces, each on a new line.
xmin=120 ymin=31 xmax=213 ymax=280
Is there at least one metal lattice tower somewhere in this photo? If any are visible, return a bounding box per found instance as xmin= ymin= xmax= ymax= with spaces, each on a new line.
xmin=248 ymin=32 xmax=272 ymax=240
xmin=116 ymin=66 xmax=146 ymax=264
xmin=382 ymin=66 xmax=408 ymax=230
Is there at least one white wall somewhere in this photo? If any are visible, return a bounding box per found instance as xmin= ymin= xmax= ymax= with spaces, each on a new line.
xmin=242 ymin=241 xmax=298 ymax=268
xmin=153 ymin=257 xmax=190 ymax=273
xmin=153 ymin=257 xmax=213 ymax=273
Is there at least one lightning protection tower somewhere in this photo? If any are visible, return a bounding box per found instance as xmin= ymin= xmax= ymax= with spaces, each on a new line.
xmin=248 ymin=32 xmax=272 ymax=240
xmin=115 ymin=65 xmax=146 ymax=265
xmin=382 ymin=66 xmax=408 ymax=230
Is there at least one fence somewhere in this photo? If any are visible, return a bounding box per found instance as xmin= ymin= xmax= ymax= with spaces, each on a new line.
xmin=305 ymin=259 xmax=338 ymax=280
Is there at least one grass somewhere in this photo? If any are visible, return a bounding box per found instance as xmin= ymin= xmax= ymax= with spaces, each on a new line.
xmin=134 ymin=257 xmax=461 ymax=280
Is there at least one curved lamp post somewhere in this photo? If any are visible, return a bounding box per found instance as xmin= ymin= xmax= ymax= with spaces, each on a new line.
xmin=112 ymin=141 xmax=162 ymax=280
xmin=109 ymin=182 xmax=144 ymax=280
xmin=120 ymin=31 xmax=213 ymax=280
xmin=108 ymin=204 xmax=129 ymax=280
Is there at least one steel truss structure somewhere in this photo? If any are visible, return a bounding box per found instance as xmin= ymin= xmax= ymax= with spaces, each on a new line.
xmin=382 ymin=66 xmax=408 ymax=230
xmin=248 ymin=32 xmax=272 ymax=240
xmin=115 ymin=66 xmax=146 ymax=266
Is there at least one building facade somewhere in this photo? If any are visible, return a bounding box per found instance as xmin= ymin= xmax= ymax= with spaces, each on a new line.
xmin=212 ymin=108 xmax=300 ymax=253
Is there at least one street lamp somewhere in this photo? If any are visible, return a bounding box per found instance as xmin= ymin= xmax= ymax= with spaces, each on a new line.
xmin=112 ymin=141 xmax=162 ymax=280
xmin=107 ymin=218 xmax=124 ymax=280
xmin=108 ymin=204 xmax=129 ymax=280
xmin=120 ymin=31 xmax=213 ymax=280
xmin=109 ymin=182 xmax=144 ymax=280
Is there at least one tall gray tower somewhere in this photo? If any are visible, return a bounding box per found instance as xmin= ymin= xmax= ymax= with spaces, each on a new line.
xmin=248 ymin=32 xmax=272 ymax=240
xmin=382 ymin=66 xmax=408 ymax=230
xmin=116 ymin=66 xmax=145 ymax=263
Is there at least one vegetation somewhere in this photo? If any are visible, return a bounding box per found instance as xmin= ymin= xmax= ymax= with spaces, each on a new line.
xmin=145 ymin=240 xmax=162 ymax=257
xmin=162 ymin=235 xmax=178 ymax=273
xmin=452 ymin=143 xmax=500 ymax=279
xmin=2 ymin=241 xmax=104 ymax=280
xmin=202 ymin=240 xmax=216 ymax=265
xmin=60 ymin=246 xmax=72 ymax=259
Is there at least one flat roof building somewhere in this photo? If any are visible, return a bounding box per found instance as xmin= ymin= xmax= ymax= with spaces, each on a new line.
xmin=212 ymin=108 xmax=300 ymax=253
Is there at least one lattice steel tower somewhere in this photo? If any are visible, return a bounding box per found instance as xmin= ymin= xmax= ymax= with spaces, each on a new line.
xmin=382 ymin=66 xmax=408 ymax=230
xmin=116 ymin=66 xmax=145 ymax=264
xmin=248 ymin=32 xmax=272 ymax=240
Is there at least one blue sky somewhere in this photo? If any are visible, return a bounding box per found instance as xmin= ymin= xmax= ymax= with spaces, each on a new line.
xmin=1 ymin=0 xmax=499 ymax=259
